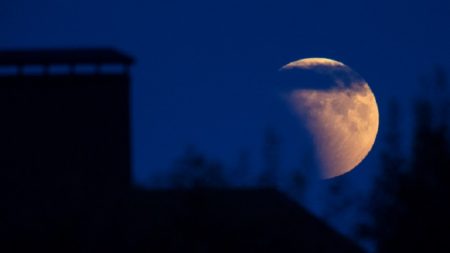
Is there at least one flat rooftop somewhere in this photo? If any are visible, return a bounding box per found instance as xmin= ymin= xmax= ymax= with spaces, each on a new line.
xmin=0 ymin=48 xmax=133 ymax=75
xmin=0 ymin=48 xmax=133 ymax=66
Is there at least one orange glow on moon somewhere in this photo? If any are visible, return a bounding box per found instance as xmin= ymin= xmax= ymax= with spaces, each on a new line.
xmin=281 ymin=58 xmax=379 ymax=179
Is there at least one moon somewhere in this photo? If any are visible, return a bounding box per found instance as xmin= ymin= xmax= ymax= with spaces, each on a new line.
xmin=280 ymin=58 xmax=379 ymax=179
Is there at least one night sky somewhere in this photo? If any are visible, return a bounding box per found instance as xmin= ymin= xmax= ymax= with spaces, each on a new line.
xmin=1 ymin=0 xmax=450 ymax=250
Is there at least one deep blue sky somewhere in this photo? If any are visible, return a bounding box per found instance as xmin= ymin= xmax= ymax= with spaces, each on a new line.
xmin=1 ymin=0 xmax=449 ymax=183
xmin=0 ymin=0 xmax=450 ymax=191
xmin=1 ymin=1 xmax=449 ymax=247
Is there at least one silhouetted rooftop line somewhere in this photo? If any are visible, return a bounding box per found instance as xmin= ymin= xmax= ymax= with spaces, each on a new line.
xmin=0 ymin=48 xmax=133 ymax=66
xmin=128 ymin=188 xmax=365 ymax=253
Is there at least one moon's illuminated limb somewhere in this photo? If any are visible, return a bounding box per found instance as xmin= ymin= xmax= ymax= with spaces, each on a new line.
xmin=281 ymin=58 xmax=379 ymax=179
xmin=282 ymin=58 xmax=346 ymax=70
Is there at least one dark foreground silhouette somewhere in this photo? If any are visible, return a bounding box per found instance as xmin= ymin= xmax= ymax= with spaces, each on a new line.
xmin=128 ymin=188 xmax=363 ymax=253
xmin=0 ymin=49 xmax=363 ymax=253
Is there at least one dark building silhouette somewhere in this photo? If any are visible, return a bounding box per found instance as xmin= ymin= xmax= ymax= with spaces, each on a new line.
xmin=0 ymin=49 xmax=132 ymax=252
xmin=0 ymin=49 xmax=363 ymax=253
xmin=128 ymin=188 xmax=364 ymax=253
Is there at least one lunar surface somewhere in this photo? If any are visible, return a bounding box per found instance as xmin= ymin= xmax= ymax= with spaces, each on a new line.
xmin=281 ymin=58 xmax=379 ymax=179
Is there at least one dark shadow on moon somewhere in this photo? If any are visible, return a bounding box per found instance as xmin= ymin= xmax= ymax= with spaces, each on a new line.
xmin=276 ymin=64 xmax=365 ymax=93
xmin=263 ymin=80 xmax=324 ymax=180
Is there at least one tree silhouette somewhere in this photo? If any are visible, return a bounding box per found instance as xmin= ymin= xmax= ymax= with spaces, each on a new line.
xmin=258 ymin=128 xmax=280 ymax=187
xmin=361 ymin=99 xmax=405 ymax=250
xmin=285 ymin=151 xmax=310 ymax=202
xmin=170 ymin=146 xmax=227 ymax=188
xmin=369 ymin=69 xmax=450 ymax=253
xmin=230 ymin=149 xmax=251 ymax=187
xmin=288 ymin=169 xmax=307 ymax=200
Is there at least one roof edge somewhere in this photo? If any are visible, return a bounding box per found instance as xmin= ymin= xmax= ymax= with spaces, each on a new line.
xmin=0 ymin=48 xmax=134 ymax=66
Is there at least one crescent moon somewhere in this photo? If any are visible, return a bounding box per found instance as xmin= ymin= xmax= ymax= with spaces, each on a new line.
xmin=281 ymin=58 xmax=379 ymax=179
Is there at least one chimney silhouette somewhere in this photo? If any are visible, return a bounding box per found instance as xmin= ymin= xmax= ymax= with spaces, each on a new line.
xmin=0 ymin=48 xmax=133 ymax=251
